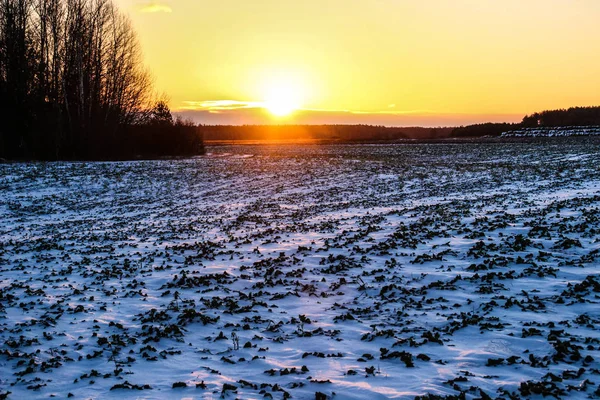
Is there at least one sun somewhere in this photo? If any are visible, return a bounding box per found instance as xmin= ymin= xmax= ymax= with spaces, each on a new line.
xmin=262 ymin=78 xmax=303 ymax=117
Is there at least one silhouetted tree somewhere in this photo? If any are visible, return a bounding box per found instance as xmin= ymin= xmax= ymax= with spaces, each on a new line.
xmin=522 ymin=106 xmax=600 ymax=127
xmin=150 ymin=100 xmax=173 ymax=126
xmin=0 ymin=0 xmax=35 ymax=157
xmin=450 ymin=123 xmax=519 ymax=138
xmin=0 ymin=0 xmax=200 ymax=160
xmin=199 ymin=125 xmax=454 ymax=142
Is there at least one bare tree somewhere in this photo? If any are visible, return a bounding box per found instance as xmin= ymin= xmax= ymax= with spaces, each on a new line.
xmin=0 ymin=0 xmax=199 ymax=160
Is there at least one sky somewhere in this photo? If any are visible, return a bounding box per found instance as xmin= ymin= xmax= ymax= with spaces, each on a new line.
xmin=115 ymin=0 xmax=600 ymax=126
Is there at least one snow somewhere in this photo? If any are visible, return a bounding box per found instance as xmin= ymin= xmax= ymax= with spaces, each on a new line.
xmin=502 ymin=126 xmax=600 ymax=137
xmin=1 ymin=140 xmax=600 ymax=399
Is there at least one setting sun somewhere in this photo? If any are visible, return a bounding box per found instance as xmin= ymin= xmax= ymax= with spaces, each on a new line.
xmin=262 ymin=78 xmax=304 ymax=117
xmin=115 ymin=0 xmax=600 ymax=126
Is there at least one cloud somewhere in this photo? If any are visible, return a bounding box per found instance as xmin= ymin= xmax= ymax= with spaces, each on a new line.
xmin=138 ymin=2 xmax=172 ymax=13
xmin=175 ymin=99 xmax=522 ymax=127
xmin=181 ymin=100 xmax=263 ymax=112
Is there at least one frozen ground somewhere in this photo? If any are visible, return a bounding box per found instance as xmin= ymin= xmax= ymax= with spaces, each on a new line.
xmin=1 ymin=139 xmax=600 ymax=399
xmin=502 ymin=127 xmax=600 ymax=137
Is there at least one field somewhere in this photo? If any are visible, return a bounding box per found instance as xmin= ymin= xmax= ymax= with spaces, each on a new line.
xmin=1 ymin=138 xmax=600 ymax=399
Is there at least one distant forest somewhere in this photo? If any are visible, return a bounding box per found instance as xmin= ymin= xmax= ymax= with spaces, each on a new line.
xmin=202 ymin=125 xmax=453 ymax=142
xmin=450 ymin=123 xmax=519 ymax=138
xmin=0 ymin=0 xmax=202 ymax=161
xmin=521 ymin=106 xmax=600 ymax=127
xmin=203 ymin=106 xmax=600 ymax=142
xmin=451 ymin=106 xmax=600 ymax=138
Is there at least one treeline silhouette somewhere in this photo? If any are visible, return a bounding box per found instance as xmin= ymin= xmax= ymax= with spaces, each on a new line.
xmin=451 ymin=106 xmax=600 ymax=137
xmin=522 ymin=106 xmax=600 ymax=127
xmin=202 ymin=125 xmax=453 ymax=142
xmin=450 ymin=123 xmax=519 ymax=138
xmin=0 ymin=0 xmax=202 ymax=160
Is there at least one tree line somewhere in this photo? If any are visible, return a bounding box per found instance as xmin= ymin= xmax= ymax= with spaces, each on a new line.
xmin=202 ymin=125 xmax=454 ymax=142
xmin=521 ymin=106 xmax=600 ymax=127
xmin=450 ymin=122 xmax=519 ymax=138
xmin=0 ymin=0 xmax=202 ymax=160
xmin=451 ymin=106 xmax=600 ymax=137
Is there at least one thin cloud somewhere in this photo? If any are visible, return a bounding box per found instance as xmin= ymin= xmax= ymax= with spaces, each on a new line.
xmin=182 ymin=100 xmax=430 ymax=116
xmin=138 ymin=2 xmax=172 ymax=13
xmin=176 ymin=99 xmax=523 ymax=126
xmin=182 ymin=100 xmax=263 ymax=112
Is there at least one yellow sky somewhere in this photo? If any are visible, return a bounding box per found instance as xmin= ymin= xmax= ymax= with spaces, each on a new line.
xmin=116 ymin=0 xmax=600 ymax=126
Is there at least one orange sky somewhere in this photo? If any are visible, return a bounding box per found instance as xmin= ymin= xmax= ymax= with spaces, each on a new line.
xmin=116 ymin=0 xmax=600 ymax=126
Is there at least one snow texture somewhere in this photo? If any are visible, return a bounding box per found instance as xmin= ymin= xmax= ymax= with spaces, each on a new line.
xmin=1 ymin=140 xmax=600 ymax=399
xmin=502 ymin=126 xmax=600 ymax=137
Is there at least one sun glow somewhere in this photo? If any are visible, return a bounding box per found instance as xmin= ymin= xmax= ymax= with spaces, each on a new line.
xmin=262 ymin=78 xmax=304 ymax=117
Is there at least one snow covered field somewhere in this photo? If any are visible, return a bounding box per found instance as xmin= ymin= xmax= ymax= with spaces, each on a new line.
xmin=502 ymin=126 xmax=600 ymax=137
xmin=1 ymin=139 xmax=600 ymax=399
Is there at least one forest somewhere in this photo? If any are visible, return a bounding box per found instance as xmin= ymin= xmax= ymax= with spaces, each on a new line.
xmin=521 ymin=106 xmax=600 ymax=127
xmin=0 ymin=0 xmax=203 ymax=161
xmin=451 ymin=106 xmax=600 ymax=137
xmin=450 ymin=122 xmax=519 ymax=138
xmin=202 ymin=125 xmax=453 ymax=142
xmin=204 ymin=106 xmax=600 ymax=142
